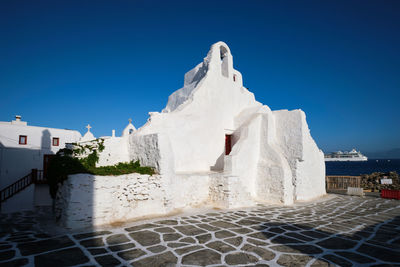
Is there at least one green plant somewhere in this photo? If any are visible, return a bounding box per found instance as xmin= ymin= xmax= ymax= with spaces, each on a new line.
xmin=47 ymin=139 xmax=155 ymax=198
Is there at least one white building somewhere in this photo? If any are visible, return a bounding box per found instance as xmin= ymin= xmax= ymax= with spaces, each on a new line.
xmin=124 ymin=41 xmax=326 ymax=206
xmin=0 ymin=116 xmax=81 ymax=213
xmin=56 ymin=42 xmax=326 ymax=228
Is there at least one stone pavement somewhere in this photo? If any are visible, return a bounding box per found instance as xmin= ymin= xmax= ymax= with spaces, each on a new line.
xmin=1 ymin=194 xmax=400 ymax=266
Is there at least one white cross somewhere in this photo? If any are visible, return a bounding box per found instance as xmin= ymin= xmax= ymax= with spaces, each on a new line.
xmin=86 ymin=124 xmax=92 ymax=132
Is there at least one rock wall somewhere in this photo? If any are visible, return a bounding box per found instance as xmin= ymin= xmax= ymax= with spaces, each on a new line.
xmin=55 ymin=173 xmax=168 ymax=229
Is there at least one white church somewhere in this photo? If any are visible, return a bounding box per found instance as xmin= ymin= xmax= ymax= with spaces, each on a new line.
xmin=1 ymin=42 xmax=326 ymax=225
xmin=54 ymin=42 xmax=326 ymax=228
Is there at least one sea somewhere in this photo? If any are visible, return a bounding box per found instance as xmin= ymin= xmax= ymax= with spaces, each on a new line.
xmin=325 ymin=159 xmax=400 ymax=176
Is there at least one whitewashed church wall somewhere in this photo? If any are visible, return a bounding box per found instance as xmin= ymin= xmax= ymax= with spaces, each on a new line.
xmin=171 ymin=173 xmax=211 ymax=210
xmin=295 ymin=114 xmax=326 ymax=200
xmin=227 ymin=113 xmax=263 ymax=198
xmin=273 ymin=110 xmax=326 ymax=201
xmin=134 ymin=42 xmax=261 ymax=173
xmin=255 ymin=113 xmax=295 ymax=205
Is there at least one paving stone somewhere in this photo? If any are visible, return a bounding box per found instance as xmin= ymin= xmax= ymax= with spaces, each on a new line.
xmin=301 ymin=230 xmax=330 ymax=239
xmin=248 ymin=232 xmax=269 ymax=241
xmin=175 ymin=245 xmax=203 ymax=255
xmin=175 ymin=225 xmax=206 ymax=236
xmin=282 ymin=225 xmax=301 ymax=231
xmin=95 ymin=254 xmax=121 ymax=266
xmin=224 ymin=236 xmax=243 ymax=246
xmin=236 ymin=219 xmax=261 ymax=226
xmin=109 ymin=243 xmax=135 ymax=252
xmin=0 ymin=258 xmax=29 ymax=267
xmin=210 ymin=221 xmax=239 ymax=229
xmin=269 ymin=227 xmax=285 ymax=233
xmin=73 ymin=231 xmax=112 ymax=240
xmin=34 ymin=233 xmax=51 ymax=238
xmin=80 ymin=237 xmax=104 ymax=247
xmin=35 ymin=247 xmax=89 ymax=266
xmin=247 ymin=238 xmax=269 ymax=246
xmin=285 ymin=232 xmax=314 ymax=241
xmin=242 ymin=244 xmax=275 ymax=260
xmin=18 ymin=235 xmax=75 ymax=256
xmin=7 ymin=237 xmax=36 ymax=243
xmin=310 ymin=259 xmax=335 ymax=267
xmin=117 ymin=248 xmax=146 ymax=260
xmin=131 ymin=251 xmax=178 ymax=267
xmin=270 ymin=235 xmax=302 ymax=244
xmin=163 ymin=233 xmax=182 ymax=241
xmin=154 ymin=226 xmax=175 ymax=233
xmin=88 ymin=248 xmax=108 ymax=255
xmin=225 ymin=252 xmax=258 ymax=265
xmin=125 ymin=223 xmax=157 ymax=232
xmin=277 ymin=254 xmax=314 ymax=267
xmin=182 ymin=249 xmax=221 ymax=265
xmin=0 ymin=244 xmax=12 ymax=250
xmin=270 ymin=244 xmax=323 ymax=254
xmin=180 ymin=237 xmax=196 ymax=243
xmin=357 ymin=243 xmax=400 ymax=262
xmin=335 ymin=251 xmax=376 ymax=263
xmin=196 ymin=223 xmax=221 ymax=231
xmin=129 ymin=230 xmax=160 ymax=246
xmin=195 ymin=233 xmax=212 ymax=243
xmin=206 ymin=241 xmax=235 ymax=253
xmin=215 ymin=230 xmax=236 ymax=238
xmin=317 ymin=237 xmax=357 ymax=249
xmin=167 ymin=242 xmax=187 ymax=248
xmin=0 ymin=249 xmax=15 ymax=261
xmin=154 ymin=219 xmax=178 ymax=225
xmin=105 ymin=234 xmax=130 ymax=245
xmin=147 ymin=245 xmax=166 ymax=253
xmin=230 ymin=227 xmax=253 ymax=234
xmin=185 ymin=219 xmax=201 ymax=224
xmin=322 ymin=254 xmax=352 ymax=267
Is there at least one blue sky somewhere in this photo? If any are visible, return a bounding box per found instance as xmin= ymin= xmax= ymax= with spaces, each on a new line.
xmin=1 ymin=0 xmax=399 ymax=153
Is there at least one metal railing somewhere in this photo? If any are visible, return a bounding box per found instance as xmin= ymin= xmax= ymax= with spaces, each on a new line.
xmin=0 ymin=169 xmax=47 ymax=204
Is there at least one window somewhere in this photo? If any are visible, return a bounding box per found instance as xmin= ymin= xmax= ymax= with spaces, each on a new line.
xmin=52 ymin=137 xmax=59 ymax=146
xmin=233 ymin=74 xmax=237 ymax=82
xmin=129 ymin=129 xmax=134 ymax=134
xmin=19 ymin=135 xmax=27 ymax=145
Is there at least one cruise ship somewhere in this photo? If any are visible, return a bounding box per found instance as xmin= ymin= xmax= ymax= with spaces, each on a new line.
xmin=324 ymin=149 xmax=368 ymax=161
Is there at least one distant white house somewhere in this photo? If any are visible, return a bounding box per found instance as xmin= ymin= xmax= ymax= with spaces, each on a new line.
xmin=0 ymin=116 xmax=82 ymax=213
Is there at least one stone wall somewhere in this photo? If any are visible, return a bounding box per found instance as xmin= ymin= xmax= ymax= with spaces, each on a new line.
xmin=55 ymin=173 xmax=168 ymax=229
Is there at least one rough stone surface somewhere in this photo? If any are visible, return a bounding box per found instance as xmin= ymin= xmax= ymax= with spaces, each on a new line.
xmin=182 ymin=249 xmax=221 ymax=265
xmin=34 ymin=248 xmax=90 ymax=266
xmin=1 ymin=195 xmax=400 ymax=266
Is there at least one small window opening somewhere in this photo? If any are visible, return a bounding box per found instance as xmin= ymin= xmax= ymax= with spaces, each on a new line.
xmin=19 ymin=135 xmax=27 ymax=145
xmin=233 ymin=74 xmax=237 ymax=82
xmin=225 ymin=134 xmax=232 ymax=155
xmin=52 ymin=137 xmax=59 ymax=146
xmin=129 ymin=129 xmax=134 ymax=134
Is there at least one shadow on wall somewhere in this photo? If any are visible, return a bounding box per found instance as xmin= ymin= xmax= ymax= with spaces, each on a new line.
xmin=41 ymin=129 xmax=51 ymax=150
xmin=0 ymin=130 xmax=57 ymax=213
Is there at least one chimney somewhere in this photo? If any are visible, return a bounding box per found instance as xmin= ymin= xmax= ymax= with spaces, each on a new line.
xmin=11 ymin=115 xmax=27 ymax=126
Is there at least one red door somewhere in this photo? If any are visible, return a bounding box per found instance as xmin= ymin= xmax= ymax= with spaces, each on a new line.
xmin=225 ymin=135 xmax=232 ymax=155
